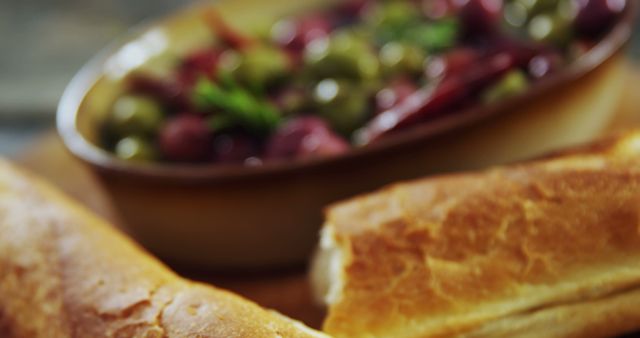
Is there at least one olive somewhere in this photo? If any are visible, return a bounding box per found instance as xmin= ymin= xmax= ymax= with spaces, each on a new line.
xmin=346 ymin=24 xmax=377 ymax=44
xmin=114 ymin=136 xmax=157 ymax=162
xmin=219 ymin=45 xmax=291 ymax=90
xmin=503 ymin=1 xmax=530 ymax=29
xmin=159 ymin=115 xmax=212 ymax=162
xmin=379 ymin=42 xmax=426 ymax=76
xmin=264 ymin=117 xmax=349 ymax=161
xmin=527 ymin=13 xmax=572 ymax=45
xmin=108 ymin=95 xmax=163 ymax=136
xmin=481 ymin=69 xmax=529 ymax=103
xmin=574 ymin=0 xmax=626 ymax=38
xmin=515 ymin=0 xmax=560 ymax=16
xmin=363 ymin=1 xmax=420 ymax=28
xmin=297 ymin=128 xmax=350 ymax=159
xmin=505 ymin=0 xmax=563 ymax=29
xmin=456 ymin=0 xmax=504 ymax=35
xmin=213 ymin=134 xmax=257 ymax=164
xmin=312 ymin=79 xmax=370 ymax=134
xmin=271 ymin=15 xmax=332 ymax=52
xmin=265 ymin=117 xmax=325 ymax=159
xmin=127 ymin=74 xmax=191 ymax=111
xmin=304 ymin=30 xmax=380 ymax=81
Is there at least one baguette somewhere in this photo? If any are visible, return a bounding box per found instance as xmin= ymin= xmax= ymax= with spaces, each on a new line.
xmin=0 ymin=159 xmax=327 ymax=338
xmin=312 ymin=130 xmax=640 ymax=338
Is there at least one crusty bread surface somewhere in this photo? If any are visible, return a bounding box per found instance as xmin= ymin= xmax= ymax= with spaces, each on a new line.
xmin=0 ymin=159 xmax=327 ymax=338
xmin=314 ymin=131 xmax=640 ymax=338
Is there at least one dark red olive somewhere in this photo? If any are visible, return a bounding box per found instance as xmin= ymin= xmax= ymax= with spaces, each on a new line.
xmin=213 ymin=134 xmax=257 ymax=164
xmin=128 ymin=74 xmax=192 ymax=112
xmin=574 ymin=0 xmax=626 ymax=38
xmin=454 ymin=0 xmax=504 ymax=36
xmin=159 ymin=115 xmax=212 ymax=162
xmin=375 ymin=78 xmax=419 ymax=113
xmin=178 ymin=48 xmax=222 ymax=85
xmin=297 ymin=128 xmax=350 ymax=159
xmin=265 ymin=117 xmax=327 ymax=159
xmin=271 ymin=15 xmax=332 ymax=52
xmin=265 ymin=117 xmax=349 ymax=160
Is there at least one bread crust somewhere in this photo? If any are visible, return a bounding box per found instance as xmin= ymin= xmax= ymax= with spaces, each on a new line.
xmin=317 ymin=131 xmax=640 ymax=338
xmin=0 ymin=160 xmax=326 ymax=338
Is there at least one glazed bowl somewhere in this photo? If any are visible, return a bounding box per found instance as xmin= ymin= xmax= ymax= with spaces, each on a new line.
xmin=58 ymin=0 xmax=636 ymax=268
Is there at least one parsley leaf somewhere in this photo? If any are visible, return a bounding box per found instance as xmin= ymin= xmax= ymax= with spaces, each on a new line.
xmin=376 ymin=18 xmax=460 ymax=53
xmin=193 ymin=76 xmax=281 ymax=135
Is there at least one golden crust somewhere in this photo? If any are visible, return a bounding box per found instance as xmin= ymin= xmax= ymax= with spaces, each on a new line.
xmin=0 ymin=160 xmax=326 ymax=338
xmin=319 ymin=131 xmax=640 ymax=338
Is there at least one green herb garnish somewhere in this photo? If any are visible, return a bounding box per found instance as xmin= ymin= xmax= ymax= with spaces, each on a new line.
xmin=193 ymin=75 xmax=282 ymax=135
xmin=404 ymin=18 xmax=460 ymax=53
xmin=376 ymin=17 xmax=460 ymax=53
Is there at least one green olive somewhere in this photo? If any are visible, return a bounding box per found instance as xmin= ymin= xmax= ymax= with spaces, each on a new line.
xmin=504 ymin=2 xmax=530 ymax=29
xmin=515 ymin=0 xmax=559 ymax=16
xmin=108 ymin=95 xmax=163 ymax=136
xmin=507 ymin=0 xmax=575 ymax=30
xmin=527 ymin=13 xmax=572 ymax=45
xmin=304 ymin=30 xmax=380 ymax=81
xmin=114 ymin=136 xmax=157 ymax=162
xmin=482 ymin=70 xmax=529 ymax=104
xmin=348 ymin=24 xmax=377 ymax=43
xmin=363 ymin=1 xmax=419 ymax=28
xmin=220 ymin=45 xmax=291 ymax=90
xmin=379 ymin=42 xmax=426 ymax=76
xmin=312 ymin=79 xmax=369 ymax=134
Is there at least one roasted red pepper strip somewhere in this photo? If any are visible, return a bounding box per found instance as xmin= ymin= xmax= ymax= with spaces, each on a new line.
xmin=201 ymin=9 xmax=256 ymax=50
xmin=359 ymin=52 xmax=516 ymax=144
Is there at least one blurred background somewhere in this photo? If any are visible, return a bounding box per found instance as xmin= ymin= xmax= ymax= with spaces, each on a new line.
xmin=1 ymin=0 xmax=640 ymax=156
xmin=0 ymin=0 xmax=185 ymax=155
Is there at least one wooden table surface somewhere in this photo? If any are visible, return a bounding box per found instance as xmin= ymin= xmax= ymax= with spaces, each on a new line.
xmin=15 ymin=61 xmax=640 ymax=331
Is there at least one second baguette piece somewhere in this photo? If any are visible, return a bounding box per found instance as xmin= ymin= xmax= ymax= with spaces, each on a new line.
xmin=312 ymin=130 xmax=640 ymax=338
xmin=0 ymin=159 xmax=327 ymax=338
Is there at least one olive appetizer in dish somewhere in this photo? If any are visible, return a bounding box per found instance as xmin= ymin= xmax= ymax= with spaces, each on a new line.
xmin=100 ymin=0 xmax=628 ymax=164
